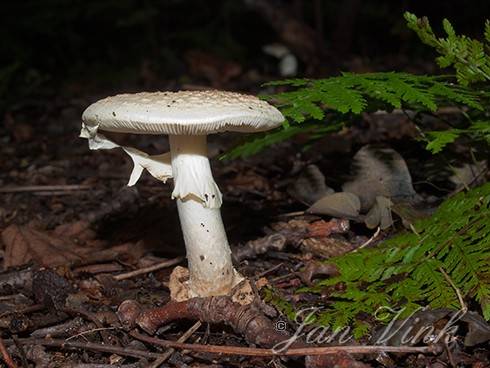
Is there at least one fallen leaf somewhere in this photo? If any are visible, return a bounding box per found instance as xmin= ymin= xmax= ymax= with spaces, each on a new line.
xmin=299 ymin=261 xmax=339 ymax=285
xmin=450 ymin=161 xmax=487 ymax=190
xmin=461 ymin=311 xmax=490 ymax=346
xmin=307 ymin=219 xmax=350 ymax=238
xmin=1 ymin=224 xmax=145 ymax=268
xmin=364 ymin=196 xmax=393 ymax=229
xmin=225 ymin=170 xmax=271 ymax=194
xmin=371 ymin=308 xmax=452 ymax=346
xmin=53 ymin=220 xmax=97 ymax=242
xmin=307 ymin=192 xmax=361 ymax=219
xmin=300 ymin=236 xmax=356 ymax=258
xmin=289 ymin=164 xmax=334 ymax=205
xmin=342 ymin=145 xmax=417 ymax=211
xmin=255 ymin=277 xmax=269 ymax=290
xmin=2 ymin=224 xmax=89 ymax=268
xmin=391 ymin=201 xmax=432 ymax=229
xmin=233 ymin=233 xmax=288 ymax=262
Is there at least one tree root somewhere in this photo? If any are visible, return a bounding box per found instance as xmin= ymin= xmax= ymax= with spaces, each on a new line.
xmin=118 ymin=296 xmax=371 ymax=368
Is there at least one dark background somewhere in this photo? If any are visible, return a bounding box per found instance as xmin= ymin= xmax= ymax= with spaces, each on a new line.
xmin=1 ymin=0 xmax=490 ymax=114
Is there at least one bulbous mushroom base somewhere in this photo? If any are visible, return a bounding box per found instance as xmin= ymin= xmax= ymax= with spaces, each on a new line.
xmin=169 ymin=265 xmax=245 ymax=302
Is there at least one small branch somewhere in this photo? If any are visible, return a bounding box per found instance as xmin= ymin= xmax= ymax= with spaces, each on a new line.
xmin=438 ymin=266 xmax=467 ymax=314
xmin=0 ymin=335 xmax=18 ymax=368
xmin=5 ymin=337 xmax=163 ymax=360
xmin=11 ymin=336 xmax=28 ymax=368
xmin=131 ymin=331 xmax=439 ymax=357
xmin=0 ymin=185 xmax=92 ymax=193
xmin=62 ymin=308 xmax=112 ymax=345
xmin=64 ymin=327 xmax=120 ymax=342
xmin=133 ymin=296 xmax=297 ymax=348
xmin=113 ymin=257 xmax=184 ymax=281
xmin=256 ymin=263 xmax=284 ymax=279
xmin=356 ymin=227 xmax=381 ymax=250
xmin=277 ymin=211 xmax=305 ymax=218
xmin=148 ymin=321 xmax=201 ymax=368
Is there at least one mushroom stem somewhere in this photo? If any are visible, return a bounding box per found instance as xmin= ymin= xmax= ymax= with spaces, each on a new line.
xmin=169 ymin=135 xmax=239 ymax=297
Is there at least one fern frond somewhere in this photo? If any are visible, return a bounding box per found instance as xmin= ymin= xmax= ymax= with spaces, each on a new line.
xmin=220 ymin=125 xmax=305 ymax=160
xmin=405 ymin=12 xmax=490 ymax=85
xmin=386 ymin=73 xmax=438 ymax=111
xmin=425 ymin=130 xmax=462 ymax=153
xmin=424 ymin=120 xmax=490 ymax=153
xmin=225 ymin=72 xmax=485 ymax=159
xmin=266 ymin=184 xmax=490 ymax=337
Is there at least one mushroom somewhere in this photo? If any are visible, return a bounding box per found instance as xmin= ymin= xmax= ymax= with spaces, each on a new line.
xmin=80 ymin=91 xmax=284 ymax=298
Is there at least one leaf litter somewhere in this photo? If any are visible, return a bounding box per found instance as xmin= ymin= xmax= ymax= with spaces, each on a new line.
xmin=0 ymin=94 xmax=489 ymax=368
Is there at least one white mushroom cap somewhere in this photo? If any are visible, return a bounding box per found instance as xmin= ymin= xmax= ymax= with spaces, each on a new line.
xmin=82 ymin=90 xmax=284 ymax=135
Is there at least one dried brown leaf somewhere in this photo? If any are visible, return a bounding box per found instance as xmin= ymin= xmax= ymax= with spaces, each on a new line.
xmin=307 ymin=192 xmax=361 ymax=219
xmin=342 ymin=145 xmax=417 ymax=211
xmin=364 ymin=196 xmax=393 ymax=229
xmin=290 ymin=164 xmax=334 ymax=205
xmin=2 ymin=224 xmax=89 ymax=268
xmin=307 ymin=219 xmax=350 ymax=237
xmin=301 ymin=236 xmax=356 ymax=258
xmin=299 ymin=261 xmax=339 ymax=285
xmin=1 ymin=224 xmax=144 ymax=268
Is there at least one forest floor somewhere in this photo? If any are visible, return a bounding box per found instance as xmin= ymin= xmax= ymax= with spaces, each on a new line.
xmin=0 ymin=64 xmax=489 ymax=368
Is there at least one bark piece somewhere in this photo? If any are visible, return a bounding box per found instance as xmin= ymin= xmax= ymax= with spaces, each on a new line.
xmin=32 ymin=269 xmax=74 ymax=310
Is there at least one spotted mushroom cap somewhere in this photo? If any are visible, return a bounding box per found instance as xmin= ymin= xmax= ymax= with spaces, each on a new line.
xmin=82 ymin=90 xmax=284 ymax=135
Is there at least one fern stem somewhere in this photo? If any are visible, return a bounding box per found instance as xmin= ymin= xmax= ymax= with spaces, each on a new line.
xmin=438 ymin=266 xmax=467 ymax=313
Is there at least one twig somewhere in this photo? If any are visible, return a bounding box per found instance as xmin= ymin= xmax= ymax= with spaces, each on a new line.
xmin=256 ymin=263 xmax=284 ymax=279
xmin=11 ymin=336 xmax=28 ymax=368
xmin=1 ymin=304 xmax=44 ymax=317
xmin=5 ymin=337 xmax=163 ymax=360
xmin=33 ymin=191 xmax=91 ymax=196
xmin=149 ymin=321 xmax=202 ymax=368
xmin=130 ymin=331 xmax=438 ymax=357
xmin=0 ymin=335 xmax=18 ymax=368
xmin=113 ymin=257 xmax=184 ymax=281
xmin=444 ymin=340 xmax=457 ymax=368
xmin=73 ymin=263 xmax=124 ymax=276
xmin=0 ymin=185 xmax=92 ymax=193
xmin=438 ymin=266 xmax=467 ymax=314
xmin=62 ymin=308 xmax=112 ymax=345
xmin=270 ymin=272 xmax=296 ymax=284
xmin=277 ymin=211 xmax=305 ymax=218
xmin=356 ymin=227 xmax=381 ymax=250
xmin=65 ymin=327 xmax=120 ymax=342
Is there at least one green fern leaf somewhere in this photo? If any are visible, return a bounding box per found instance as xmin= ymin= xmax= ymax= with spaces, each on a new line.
xmin=388 ymin=74 xmax=437 ymax=111
xmin=268 ymin=184 xmax=490 ymax=339
xmin=425 ymin=130 xmax=462 ymax=153
xmin=428 ymin=82 xmax=483 ymax=110
xmin=485 ymin=20 xmax=490 ymax=43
